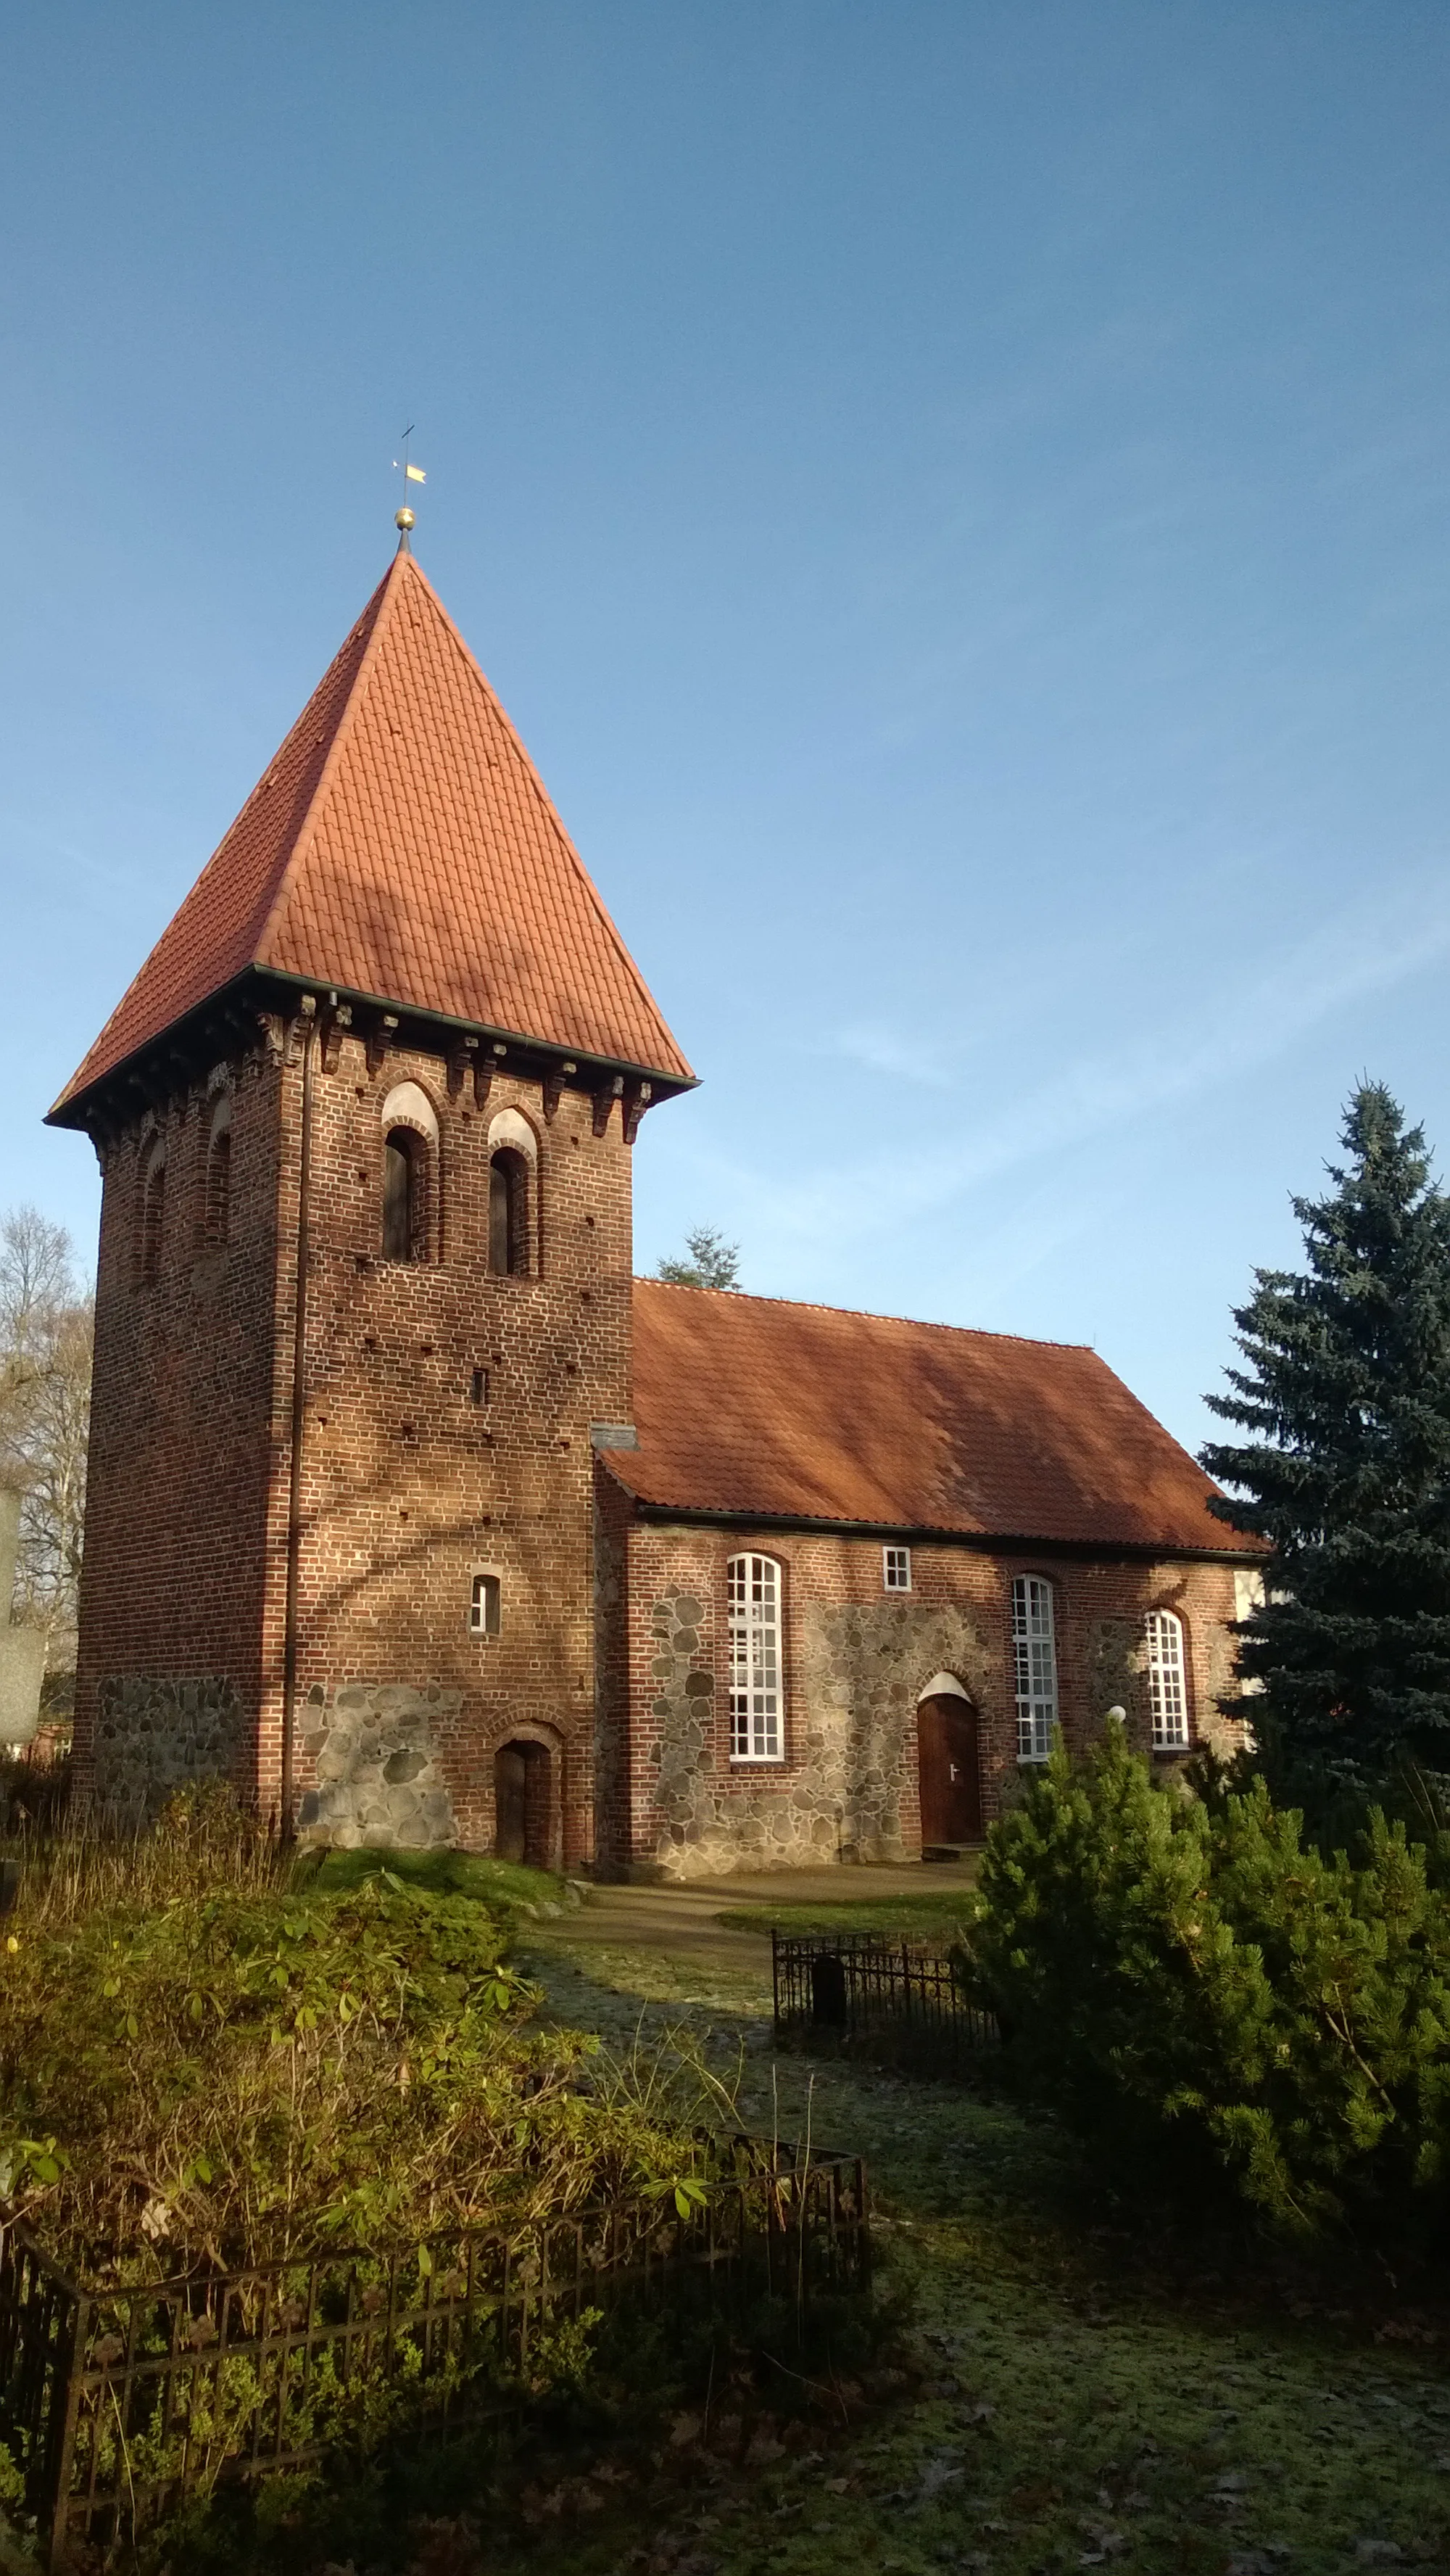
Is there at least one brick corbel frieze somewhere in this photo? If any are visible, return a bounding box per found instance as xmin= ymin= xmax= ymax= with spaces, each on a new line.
xmin=592 ymin=1073 xmax=626 ymax=1139
xmin=320 ymin=1003 xmax=352 ymax=1075
xmin=364 ymin=1012 xmax=399 ymax=1077
xmin=283 ymin=994 xmax=318 ymax=1064
xmin=542 ymin=1060 xmax=577 ymax=1122
xmin=447 ymin=1033 xmax=479 ymax=1102
xmin=622 ymin=1080 xmax=653 ymax=1146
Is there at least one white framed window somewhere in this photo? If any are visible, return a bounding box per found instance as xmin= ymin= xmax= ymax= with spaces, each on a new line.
xmin=1146 ymin=1610 xmax=1188 ymax=1749
xmin=469 ymin=1572 xmax=502 ymax=1637
xmin=728 ymin=1553 xmax=783 ymax=1762
xmin=883 ymin=1545 xmax=912 ymax=1593
xmin=1011 ymin=1574 xmax=1058 ymax=1762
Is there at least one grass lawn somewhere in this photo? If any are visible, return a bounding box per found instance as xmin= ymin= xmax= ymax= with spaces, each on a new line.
xmin=432 ymin=1925 xmax=1449 ymax=2576
xmin=716 ymin=1894 xmax=977 ymax=1944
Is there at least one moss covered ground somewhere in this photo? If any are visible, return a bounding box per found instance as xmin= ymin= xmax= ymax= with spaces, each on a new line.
xmin=299 ymin=1844 xmax=575 ymax=1917
xmin=435 ymin=1917 xmax=1450 ymax=2576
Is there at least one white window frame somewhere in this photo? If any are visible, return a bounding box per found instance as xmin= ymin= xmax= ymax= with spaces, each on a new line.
xmin=728 ymin=1553 xmax=784 ymax=1762
xmin=1146 ymin=1609 xmax=1189 ymax=1749
xmin=1011 ymin=1574 xmax=1058 ymax=1762
xmin=469 ymin=1571 xmax=502 ymax=1637
xmin=882 ymin=1544 xmax=912 ymax=1593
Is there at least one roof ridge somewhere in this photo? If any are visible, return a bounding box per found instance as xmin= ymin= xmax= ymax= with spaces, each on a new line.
xmin=632 ymin=1275 xmax=1094 ymax=1355
xmin=395 ymin=556 xmax=691 ymax=1074
xmin=251 ymin=550 xmax=409 ymax=970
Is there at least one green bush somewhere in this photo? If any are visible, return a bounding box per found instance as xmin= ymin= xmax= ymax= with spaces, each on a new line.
xmin=959 ymin=1721 xmax=1450 ymax=2234
xmin=0 ymin=1790 xmax=713 ymax=2282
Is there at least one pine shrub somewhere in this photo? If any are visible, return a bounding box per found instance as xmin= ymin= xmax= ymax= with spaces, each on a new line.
xmin=961 ymin=1722 xmax=1450 ymax=2234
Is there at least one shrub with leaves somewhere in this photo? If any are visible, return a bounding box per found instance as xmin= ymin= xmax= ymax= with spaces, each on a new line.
xmin=0 ymin=1791 xmax=714 ymax=2283
xmin=961 ymin=1721 xmax=1450 ymax=2234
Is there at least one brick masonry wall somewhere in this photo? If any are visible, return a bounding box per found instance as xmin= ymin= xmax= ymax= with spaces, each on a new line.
xmin=73 ymin=1054 xmax=284 ymax=1810
xmin=75 ymin=1017 xmax=635 ymax=1863
xmin=605 ymin=1509 xmax=1249 ymax=1879
xmin=275 ymin=1028 xmax=633 ymax=1866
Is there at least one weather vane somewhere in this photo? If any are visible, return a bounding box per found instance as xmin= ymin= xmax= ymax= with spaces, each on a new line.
xmin=392 ymin=426 xmax=426 ymax=546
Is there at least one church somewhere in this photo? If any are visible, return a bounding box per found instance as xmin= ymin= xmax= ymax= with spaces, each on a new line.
xmin=49 ymin=530 xmax=1262 ymax=1878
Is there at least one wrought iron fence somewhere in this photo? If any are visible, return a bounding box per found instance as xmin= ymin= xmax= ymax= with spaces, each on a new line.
xmin=0 ymin=2134 xmax=868 ymax=2569
xmin=771 ymin=1931 xmax=998 ymax=2065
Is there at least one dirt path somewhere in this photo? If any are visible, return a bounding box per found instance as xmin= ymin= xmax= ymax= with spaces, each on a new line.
xmin=501 ymin=1911 xmax=1449 ymax=2576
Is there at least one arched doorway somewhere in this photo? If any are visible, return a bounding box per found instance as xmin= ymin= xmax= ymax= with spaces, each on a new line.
xmin=494 ymin=1740 xmax=552 ymax=1866
xmin=916 ymin=1674 xmax=982 ymax=1849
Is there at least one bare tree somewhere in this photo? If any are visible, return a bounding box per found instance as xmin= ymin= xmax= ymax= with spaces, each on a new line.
xmin=0 ymin=1207 xmax=93 ymax=1673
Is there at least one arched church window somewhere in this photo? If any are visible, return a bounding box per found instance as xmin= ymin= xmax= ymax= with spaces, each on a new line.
xmin=140 ymin=1150 xmax=166 ymax=1285
xmin=383 ymin=1128 xmax=426 ymax=1262
xmin=489 ymin=1150 xmax=530 ymax=1276
xmin=1011 ymin=1574 xmax=1058 ymax=1763
xmin=728 ymin=1552 xmax=784 ymax=1762
xmin=1146 ymin=1609 xmax=1189 ymax=1749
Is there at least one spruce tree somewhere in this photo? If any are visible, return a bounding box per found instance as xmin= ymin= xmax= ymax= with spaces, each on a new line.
xmin=1201 ymin=1083 xmax=1450 ymax=1788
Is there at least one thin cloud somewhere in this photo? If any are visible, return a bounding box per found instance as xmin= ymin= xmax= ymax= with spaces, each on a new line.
xmin=698 ymin=866 xmax=1450 ymax=1263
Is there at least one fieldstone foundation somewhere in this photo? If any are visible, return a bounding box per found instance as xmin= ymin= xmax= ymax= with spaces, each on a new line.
xmin=94 ymin=1675 xmax=244 ymax=1815
xmin=296 ymin=1683 xmax=460 ymax=1849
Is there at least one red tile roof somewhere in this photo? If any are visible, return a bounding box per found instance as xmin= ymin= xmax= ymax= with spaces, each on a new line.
xmin=610 ymin=1281 xmax=1257 ymax=1556
xmin=52 ymin=550 xmax=692 ymax=1114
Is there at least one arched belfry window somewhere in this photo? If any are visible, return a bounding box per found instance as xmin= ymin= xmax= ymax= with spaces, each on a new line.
xmin=379 ymin=1081 xmax=439 ymax=1265
xmin=204 ymin=1100 xmax=232 ymax=1247
xmin=383 ymin=1130 xmax=423 ymax=1260
xmin=489 ymin=1152 xmax=529 ymax=1274
xmin=486 ymin=1108 xmax=537 ymax=1278
xmin=140 ymin=1144 xmax=166 ymax=1285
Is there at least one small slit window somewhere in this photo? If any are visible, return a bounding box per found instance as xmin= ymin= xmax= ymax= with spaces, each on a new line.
xmin=140 ymin=1153 xmax=165 ymax=1285
xmin=729 ymin=1553 xmax=783 ymax=1762
xmin=383 ymin=1128 xmax=426 ymax=1262
xmin=470 ymin=1572 xmax=502 ymax=1636
xmin=883 ymin=1545 xmax=911 ymax=1593
xmin=204 ymin=1123 xmax=231 ymax=1246
xmin=1146 ymin=1610 xmax=1189 ymax=1749
xmin=1011 ymin=1574 xmax=1058 ymax=1762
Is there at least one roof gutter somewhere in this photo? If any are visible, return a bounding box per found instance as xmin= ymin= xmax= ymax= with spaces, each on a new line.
xmin=612 ymin=1488 xmax=1264 ymax=1566
xmin=46 ymin=964 xmax=699 ymax=1131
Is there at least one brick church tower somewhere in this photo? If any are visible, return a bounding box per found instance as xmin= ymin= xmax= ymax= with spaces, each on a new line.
xmin=49 ymin=533 xmax=694 ymax=1865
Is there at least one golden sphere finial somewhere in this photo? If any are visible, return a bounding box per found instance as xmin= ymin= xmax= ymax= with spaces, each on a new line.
xmin=395 ymin=505 xmax=415 ymax=534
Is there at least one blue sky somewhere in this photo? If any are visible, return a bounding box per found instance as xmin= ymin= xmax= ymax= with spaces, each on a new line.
xmin=4 ymin=2 xmax=1449 ymax=1456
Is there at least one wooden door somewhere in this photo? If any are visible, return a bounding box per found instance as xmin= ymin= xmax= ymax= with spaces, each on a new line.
xmin=494 ymin=1743 xmax=528 ymax=1861
xmin=917 ymin=1694 xmax=982 ymax=1846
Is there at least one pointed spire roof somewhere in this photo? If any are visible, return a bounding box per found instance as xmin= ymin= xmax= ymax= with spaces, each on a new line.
xmin=51 ymin=549 xmax=693 ymax=1118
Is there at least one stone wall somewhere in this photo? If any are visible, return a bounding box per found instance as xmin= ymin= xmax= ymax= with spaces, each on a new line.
xmin=611 ymin=1516 xmax=1253 ymax=1879
xmin=634 ymin=1574 xmax=995 ymax=1878
xmin=800 ymin=1599 xmax=996 ymax=1861
xmin=94 ymin=1675 xmax=244 ymax=1815
xmin=294 ymin=1683 xmax=460 ymax=1849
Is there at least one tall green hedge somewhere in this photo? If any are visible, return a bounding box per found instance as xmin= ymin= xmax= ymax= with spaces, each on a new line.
xmin=960 ymin=1722 xmax=1450 ymax=2234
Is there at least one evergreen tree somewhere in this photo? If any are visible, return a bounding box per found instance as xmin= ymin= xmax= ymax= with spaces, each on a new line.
xmin=655 ymin=1226 xmax=741 ymax=1290
xmin=1201 ymin=1083 xmax=1450 ymax=1788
